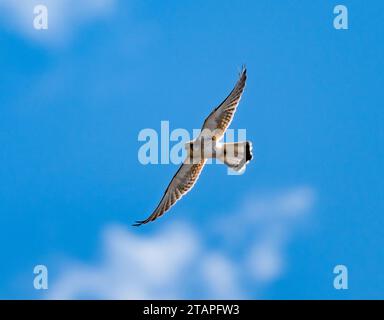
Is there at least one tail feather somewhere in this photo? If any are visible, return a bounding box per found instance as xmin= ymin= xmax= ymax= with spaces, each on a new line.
xmin=220 ymin=141 xmax=253 ymax=171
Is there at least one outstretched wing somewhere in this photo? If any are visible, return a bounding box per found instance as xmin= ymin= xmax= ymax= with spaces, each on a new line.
xmin=201 ymin=67 xmax=247 ymax=140
xmin=133 ymin=159 xmax=206 ymax=226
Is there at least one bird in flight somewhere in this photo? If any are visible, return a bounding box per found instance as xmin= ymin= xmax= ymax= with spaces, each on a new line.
xmin=134 ymin=67 xmax=253 ymax=226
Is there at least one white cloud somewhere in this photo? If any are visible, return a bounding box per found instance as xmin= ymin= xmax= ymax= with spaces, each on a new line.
xmin=48 ymin=186 xmax=316 ymax=299
xmin=0 ymin=0 xmax=116 ymax=46
xmin=49 ymin=223 xmax=199 ymax=299
xmin=215 ymin=186 xmax=315 ymax=284
xmin=201 ymin=253 xmax=243 ymax=299
xmin=248 ymin=242 xmax=283 ymax=282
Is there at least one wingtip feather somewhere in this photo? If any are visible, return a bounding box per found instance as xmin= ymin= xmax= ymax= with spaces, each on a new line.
xmin=241 ymin=65 xmax=247 ymax=76
xmin=132 ymin=220 xmax=146 ymax=227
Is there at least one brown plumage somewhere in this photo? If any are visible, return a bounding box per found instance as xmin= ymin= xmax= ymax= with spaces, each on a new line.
xmin=134 ymin=67 xmax=250 ymax=226
xmin=202 ymin=66 xmax=247 ymax=140
xmin=133 ymin=160 xmax=206 ymax=226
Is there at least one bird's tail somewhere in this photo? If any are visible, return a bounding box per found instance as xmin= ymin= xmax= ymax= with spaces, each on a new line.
xmin=218 ymin=141 xmax=253 ymax=172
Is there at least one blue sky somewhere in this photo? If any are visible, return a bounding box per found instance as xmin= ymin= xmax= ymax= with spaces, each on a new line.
xmin=0 ymin=0 xmax=383 ymax=299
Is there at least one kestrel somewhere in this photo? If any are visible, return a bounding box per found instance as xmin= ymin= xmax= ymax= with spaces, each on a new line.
xmin=134 ymin=67 xmax=253 ymax=226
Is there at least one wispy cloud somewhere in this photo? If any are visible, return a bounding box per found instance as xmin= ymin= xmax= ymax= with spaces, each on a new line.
xmin=49 ymin=223 xmax=198 ymax=299
xmin=0 ymin=0 xmax=116 ymax=46
xmin=48 ymin=186 xmax=316 ymax=299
